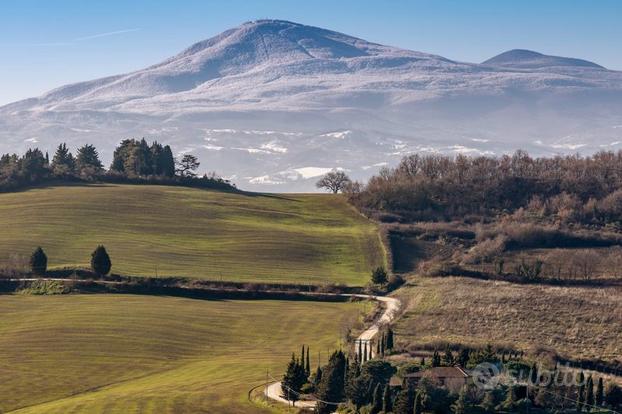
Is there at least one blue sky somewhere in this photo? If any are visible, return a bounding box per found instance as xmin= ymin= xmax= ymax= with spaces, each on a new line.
xmin=1 ymin=0 xmax=621 ymax=105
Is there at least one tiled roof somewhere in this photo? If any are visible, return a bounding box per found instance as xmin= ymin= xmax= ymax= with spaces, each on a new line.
xmin=403 ymin=367 xmax=469 ymax=379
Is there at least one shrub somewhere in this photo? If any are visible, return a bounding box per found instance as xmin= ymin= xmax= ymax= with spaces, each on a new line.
xmin=371 ymin=267 xmax=388 ymax=284
xmin=29 ymin=247 xmax=47 ymax=275
xmin=91 ymin=245 xmax=112 ymax=276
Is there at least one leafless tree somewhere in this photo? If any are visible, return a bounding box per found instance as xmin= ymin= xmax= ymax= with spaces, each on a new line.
xmin=316 ymin=170 xmax=351 ymax=193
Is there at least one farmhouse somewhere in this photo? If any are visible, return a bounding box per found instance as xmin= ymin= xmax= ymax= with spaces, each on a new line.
xmin=400 ymin=367 xmax=470 ymax=393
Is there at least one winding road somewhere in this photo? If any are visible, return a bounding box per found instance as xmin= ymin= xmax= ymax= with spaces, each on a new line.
xmin=262 ymin=293 xmax=401 ymax=410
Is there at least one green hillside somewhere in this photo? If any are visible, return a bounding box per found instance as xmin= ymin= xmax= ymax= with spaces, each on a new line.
xmin=0 ymin=294 xmax=367 ymax=413
xmin=0 ymin=184 xmax=384 ymax=285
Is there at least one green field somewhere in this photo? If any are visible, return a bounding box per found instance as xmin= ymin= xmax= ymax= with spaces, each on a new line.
xmin=0 ymin=184 xmax=384 ymax=285
xmin=0 ymin=294 xmax=368 ymax=413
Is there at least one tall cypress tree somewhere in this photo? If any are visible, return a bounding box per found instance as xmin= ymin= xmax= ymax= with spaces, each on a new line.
xmin=316 ymin=350 xmax=346 ymax=414
xmin=370 ymin=383 xmax=383 ymax=414
xmin=596 ymin=377 xmax=604 ymax=406
xmin=586 ymin=375 xmax=595 ymax=410
xmin=382 ymin=383 xmax=393 ymax=413
xmin=305 ymin=346 xmax=311 ymax=378
xmin=386 ymin=328 xmax=394 ymax=350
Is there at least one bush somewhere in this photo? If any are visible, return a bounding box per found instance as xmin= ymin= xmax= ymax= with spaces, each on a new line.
xmin=371 ymin=267 xmax=388 ymax=284
xmin=91 ymin=245 xmax=112 ymax=276
xmin=29 ymin=247 xmax=47 ymax=275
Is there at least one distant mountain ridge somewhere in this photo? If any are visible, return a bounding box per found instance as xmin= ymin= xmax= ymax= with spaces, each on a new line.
xmin=483 ymin=49 xmax=605 ymax=69
xmin=1 ymin=19 xmax=622 ymax=191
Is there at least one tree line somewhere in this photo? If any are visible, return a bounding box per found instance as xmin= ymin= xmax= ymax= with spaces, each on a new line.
xmin=349 ymin=150 xmax=622 ymax=224
xmin=0 ymin=139 xmax=233 ymax=192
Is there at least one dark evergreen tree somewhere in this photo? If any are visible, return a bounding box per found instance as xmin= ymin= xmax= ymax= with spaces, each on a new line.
xmin=282 ymin=354 xmax=306 ymax=405
xmin=370 ymin=383 xmax=383 ymax=414
xmin=91 ymin=245 xmax=112 ymax=276
xmin=386 ymin=327 xmax=394 ymax=350
xmin=382 ymin=383 xmax=393 ymax=413
xmin=313 ymin=365 xmax=323 ymax=386
xmin=393 ymin=384 xmax=414 ymax=414
xmin=413 ymin=392 xmax=422 ymax=414
xmin=51 ymin=143 xmax=75 ymax=177
xmin=305 ymin=346 xmax=311 ymax=378
xmin=530 ymin=362 xmax=539 ymax=386
xmin=160 ymin=145 xmax=176 ymax=177
xmin=596 ymin=377 xmax=604 ymax=406
xmin=76 ymin=144 xmax=103 ymax=178
xmin=432 ymin=350 xmax=441 ymax=367
xmin=20 ymin=148 xmax=47 ymax=182
xmin=316 ymin=350 xmax=346 ymax=414
xmin=30 ymin=246 xmax=47 ymax=275
xmin=606 ymin=383 xmax=622 ymax=408
xmin=457 ymin=348 xmax=470 ymax=367
xmin=586 ymin=375 xmax=595 ymax=410
xmin=443 ymin=346 xmax=454 ymax=366
xmin=371 ymin=266 xmax=388 ymax=284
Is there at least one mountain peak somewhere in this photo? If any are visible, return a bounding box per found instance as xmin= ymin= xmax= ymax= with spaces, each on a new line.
xmin=483 ymin=49 xmax=604 ymax=69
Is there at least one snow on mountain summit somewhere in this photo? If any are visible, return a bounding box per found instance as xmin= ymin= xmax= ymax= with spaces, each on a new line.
xmin=482 ymin=49 xmax=605 ymax=69
xmin=1 ymin=20 xmax=622 ymax=191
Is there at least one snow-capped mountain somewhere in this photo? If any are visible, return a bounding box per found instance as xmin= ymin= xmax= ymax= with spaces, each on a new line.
xmin=2 ymin=19 xmax=622 ymax=191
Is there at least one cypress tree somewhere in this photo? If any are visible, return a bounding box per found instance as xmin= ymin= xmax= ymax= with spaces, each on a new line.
xmin=586 ymin=375 xmax=595 ymax=410
xmin=305 ymin=346 xmax=311 ymax=378
xmin=363 ymin=342 xmax=368 ymax=362
xmin=413 ymin=392 xmax=422 ymax=414
xmin=386 ymin=328 xmax=394 ymax=350
xmin=30 ymin=246 xmax=47 ymax=275
xmin=316 ymin=350 xmax=346 ymax=414
xmin=380 ymin=333 xmax=386 ymax=355
xmin=358 ymin=340 xmax=363 ymax=363
xmin=376 ymin=339 xmax=380 ymax=356
xmin=91 ymin=245 xmax=112 ymax=276
xmin=370 ymin=383 xmax=383 ymax=414
xmin=314 ymin=365 xmax=323 ymax=385
xmin=382 ymin=383 xmax=392 ymax=413
xmin=530 ymin=362 xmax=539 ymax=386
xmin=443 ymin=346 xmax=454 ymax=366
xmin=432 ymin=350 xmax=441 ymax=367
xmin=301 ymin=345 xmax=305 ymax=370
xmin=369 ymin=343 xmax=373 ymax=360
xmin=282 ymin=354 xmax=305 ymax=405
xmin=393 ymin=384 xmax=414 ymax=414
xmin=596 ymin=377 xmax=604 ymax=406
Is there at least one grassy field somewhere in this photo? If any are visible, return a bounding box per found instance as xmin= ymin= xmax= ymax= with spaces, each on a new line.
xmin=395 ymin=277 xmax=622 ymax=362
xmin=0 ymin=294 xmax=368 ymax=414
xmin=0 ymin=184 xmax=384 ymax=285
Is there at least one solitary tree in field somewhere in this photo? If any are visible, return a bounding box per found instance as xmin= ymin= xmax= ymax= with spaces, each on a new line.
xmin=176 ymin=154 xmax=200 ymax=178
xmin=371 ymin=266 xmax=388 ymax=284
xmin=30 ymin=247 xmax=47 ymax=275
xmin=316 ymin=170 xmax=351 ymax=193
xmin=91 ymin=245 xmax=112 ymax=276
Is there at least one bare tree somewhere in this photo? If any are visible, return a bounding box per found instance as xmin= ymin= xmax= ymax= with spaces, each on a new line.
xmin=175 ymin=154 xmax=200 ymax=178
xmin=316 ymin=170 xmax=351 ymax=193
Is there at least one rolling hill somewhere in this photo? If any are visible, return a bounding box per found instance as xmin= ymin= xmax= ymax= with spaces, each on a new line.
xmin=0 ymin=294 xmax=368 ymax=413
xmin=0 ymin=184 xmax=384 ymax=285
xmin=2 ymin=20 xmax=622 ymax=191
